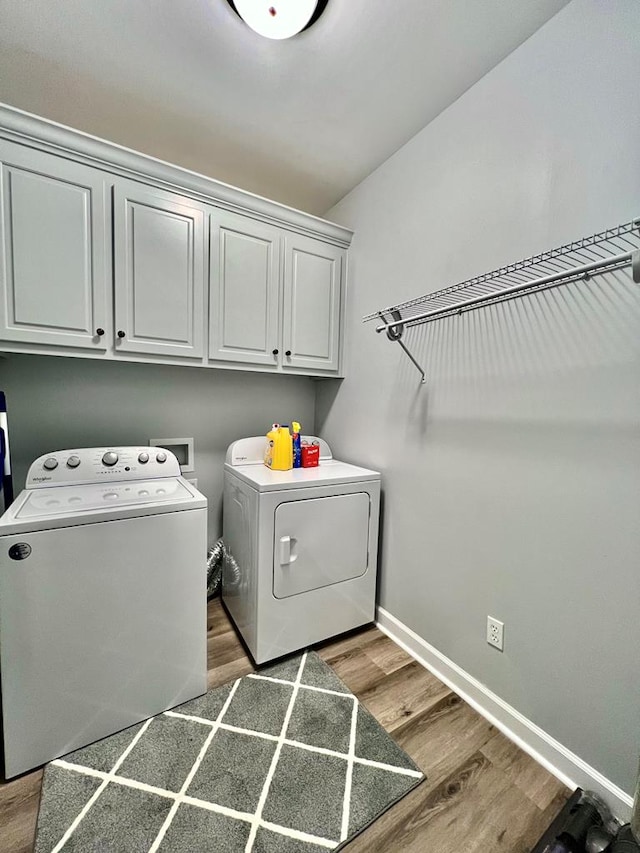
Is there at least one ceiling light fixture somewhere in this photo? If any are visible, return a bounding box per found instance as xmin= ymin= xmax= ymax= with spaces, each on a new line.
xmin=226 ymin=0 xmax=329 ymax=40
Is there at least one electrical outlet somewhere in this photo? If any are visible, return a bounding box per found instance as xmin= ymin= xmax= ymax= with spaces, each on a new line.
xmin=487 ymin=616 xmax=504 ymax=651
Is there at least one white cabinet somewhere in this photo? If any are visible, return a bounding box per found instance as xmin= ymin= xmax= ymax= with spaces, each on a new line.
xmin=283 ymin=234 xmax=343 ymax=373
xmin=0 ymin=141 xmax=109 ymax=349
xmin=0 ymin=112 xmax=351 ymax=376
xmin=113 ymin=180 xmax=206 ymax=359
xmin=209 ymin=212 xmax=280 ymax=366
xmin=209 ymin=220 xmax=345 ymax=374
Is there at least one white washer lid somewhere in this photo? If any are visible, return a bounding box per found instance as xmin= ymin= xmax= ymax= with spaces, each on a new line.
xmin=225 ymin=459 xmax=380 ymax=492
xmin=16 ymin=478 xmax=194 ymax=518
xmin=0 ymin=477 xmax=206 ymax=535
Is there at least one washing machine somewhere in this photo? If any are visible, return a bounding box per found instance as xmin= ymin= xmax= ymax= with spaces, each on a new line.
xmin=0 ymin=446 xmax=207 ymax=778
xmin=222 ymin=436 xmax=380 ymax=664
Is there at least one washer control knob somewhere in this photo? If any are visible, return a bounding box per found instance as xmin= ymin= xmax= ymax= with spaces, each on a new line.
xmin=66 ymin=456 xmax=81 ymax=469
xmin=138 ymin=452 xmax=149 ymax=464
xmin=43 ymin=457 xmax=58 ymax=471
xmin=102 ymin=451 xmax=119 ymax=467
xmin=156 ymin=451 xmax=167 ymax=463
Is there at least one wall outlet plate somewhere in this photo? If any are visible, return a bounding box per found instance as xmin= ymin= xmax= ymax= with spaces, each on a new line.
xmin=487 ymin=616 xmax=504 ymax=651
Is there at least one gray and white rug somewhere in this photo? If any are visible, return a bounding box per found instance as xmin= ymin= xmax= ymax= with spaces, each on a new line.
xmin=35 ymin=651 xmax=423 ymax=852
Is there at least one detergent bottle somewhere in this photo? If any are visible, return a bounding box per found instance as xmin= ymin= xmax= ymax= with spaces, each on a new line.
xmin=264 ymin=423 xmax=293 ymax=470
xmin=264 ymin=424 xmax=279 ymax=468
xmin=292 ymin=421 xmax=302 ymax=468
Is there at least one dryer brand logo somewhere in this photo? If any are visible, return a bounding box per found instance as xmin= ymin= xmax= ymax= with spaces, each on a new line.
xmin=31 ymin=476 xmax=52 ymax=483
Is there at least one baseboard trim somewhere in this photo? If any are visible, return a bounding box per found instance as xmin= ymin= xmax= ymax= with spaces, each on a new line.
xmin=376 ymin=606 xmax=633 ymax=820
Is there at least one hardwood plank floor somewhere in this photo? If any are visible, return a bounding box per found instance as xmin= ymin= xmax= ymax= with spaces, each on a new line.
xmin=0 ymin=599 xmax=569 ymax=852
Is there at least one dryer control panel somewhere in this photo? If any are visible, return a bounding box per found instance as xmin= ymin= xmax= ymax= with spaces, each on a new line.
xmin=25 ymin=447 xmax=181 ymax=488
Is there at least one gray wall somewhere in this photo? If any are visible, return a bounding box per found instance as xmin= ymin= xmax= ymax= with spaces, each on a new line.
xmin=0 ymin=354 xmax=316 ymax=537
xmin=317 ymin=0 xmax=640 ymax=795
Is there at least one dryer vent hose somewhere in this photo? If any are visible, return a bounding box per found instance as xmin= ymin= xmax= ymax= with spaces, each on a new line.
xmin=207 ymin=538 xmax=225 ymax=598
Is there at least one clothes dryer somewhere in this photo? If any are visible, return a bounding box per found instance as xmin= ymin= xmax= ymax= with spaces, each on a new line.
xmin=222 ymin=436 xmax=380 ymax=664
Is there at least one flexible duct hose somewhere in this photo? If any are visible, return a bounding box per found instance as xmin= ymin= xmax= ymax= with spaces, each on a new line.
xmin=207 ymin=538 xmax=225 ymax=598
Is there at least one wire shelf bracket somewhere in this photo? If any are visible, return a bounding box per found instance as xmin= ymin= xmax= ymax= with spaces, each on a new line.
xmin=365 ymin=218 xmax=640 ymax=383
xmin=385 ymin=310 xmax=426 ymax=383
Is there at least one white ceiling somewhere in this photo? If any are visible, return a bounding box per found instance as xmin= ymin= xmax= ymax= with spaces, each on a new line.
xmin=0 ymin=0 xmax=568 ymax=214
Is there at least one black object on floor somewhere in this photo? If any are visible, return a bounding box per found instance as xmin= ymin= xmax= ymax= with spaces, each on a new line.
xmin=34 ymin=651 xmax=424 ymax=852
xmin=612 ymin=825 xmax=640 ymax=853
xmin=557 ymin=799 xmax=603 ymax=851
xmin=585 ymin=824 xmax=616 ymax=852
xmin=534 ymin=788 xmax=639 ymax=853
xmin=532 ymin=789 xmax=583 ymax=853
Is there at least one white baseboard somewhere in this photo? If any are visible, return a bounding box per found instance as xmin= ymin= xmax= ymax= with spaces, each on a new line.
xmin=376 ymin=606 xmax=633 ymax=821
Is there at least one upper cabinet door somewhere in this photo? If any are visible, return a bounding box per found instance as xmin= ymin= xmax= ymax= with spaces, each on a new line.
xmin=209 ymin=212 xmax=281 ymax=366
xmin=113 ymin=181 xmax=206 ymax=359
xmin=0 ymin=142 xmax=109 ymax=349
xmin=283 ymin=234 xmax=343 ymax=373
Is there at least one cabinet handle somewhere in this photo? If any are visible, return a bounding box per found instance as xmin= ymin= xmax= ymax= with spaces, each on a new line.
xmin=272 ymin=348 xmax=279 ymax=356
xmin=95 ymin=328 xmax=105 ymax=337
xmin=117 ymin=330 xmax=126 ymax=339
xmin=285 ymin=350 xmax=292 ymax=357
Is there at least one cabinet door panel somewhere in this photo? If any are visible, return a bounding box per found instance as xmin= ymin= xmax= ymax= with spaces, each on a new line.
xmin=209 ymin=213 xmax=280 ymax=365
xmin=114 ymin=181 xmax=205 ymax=358
xmin=0 ymin=142 xmax=108 ymax=349
xmin=283 ymin=235 xmax=343 ymax=372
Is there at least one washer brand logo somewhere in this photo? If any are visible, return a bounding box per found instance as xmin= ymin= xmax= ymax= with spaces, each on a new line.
xmin=32 ymin=476 xmax=52 ymax=483
xmin=9 ymin=543 xmax=31 ymax=561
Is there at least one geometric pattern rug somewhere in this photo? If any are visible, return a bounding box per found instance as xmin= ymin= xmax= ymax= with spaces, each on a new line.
xmin=34 ymin=651 xmax=424 ymax=852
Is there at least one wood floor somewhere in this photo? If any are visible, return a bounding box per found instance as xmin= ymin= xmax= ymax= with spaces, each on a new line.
xmin=0 ymin=599 xmax=569 ymax=852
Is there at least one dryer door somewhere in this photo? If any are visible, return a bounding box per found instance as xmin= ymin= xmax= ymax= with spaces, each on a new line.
xmin=273 ymin=492 xmax=370 ymax=599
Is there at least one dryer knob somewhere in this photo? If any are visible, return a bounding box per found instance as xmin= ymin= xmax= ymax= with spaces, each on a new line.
xmin=102 ymin=451 xmax=119 ymax=467
xmin=156 ymin=451 xmax=167 ymax=463
xmin=43 ymin=457 xmax=58 ymax=471
xmin=138 ymin=452 xmax=150 ymax=464
xmin=66 ymin=456 xmax=81 ymax=469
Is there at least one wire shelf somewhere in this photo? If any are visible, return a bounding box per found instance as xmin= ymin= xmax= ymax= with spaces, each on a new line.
xmin=363 ymin=218 xmax=640 ymax=382
xmin=365 ymin=219 xmax=640 ymax=331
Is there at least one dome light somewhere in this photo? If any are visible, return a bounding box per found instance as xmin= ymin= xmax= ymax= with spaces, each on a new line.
xmin=228 ymin=0 xmax=327 ymax=40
